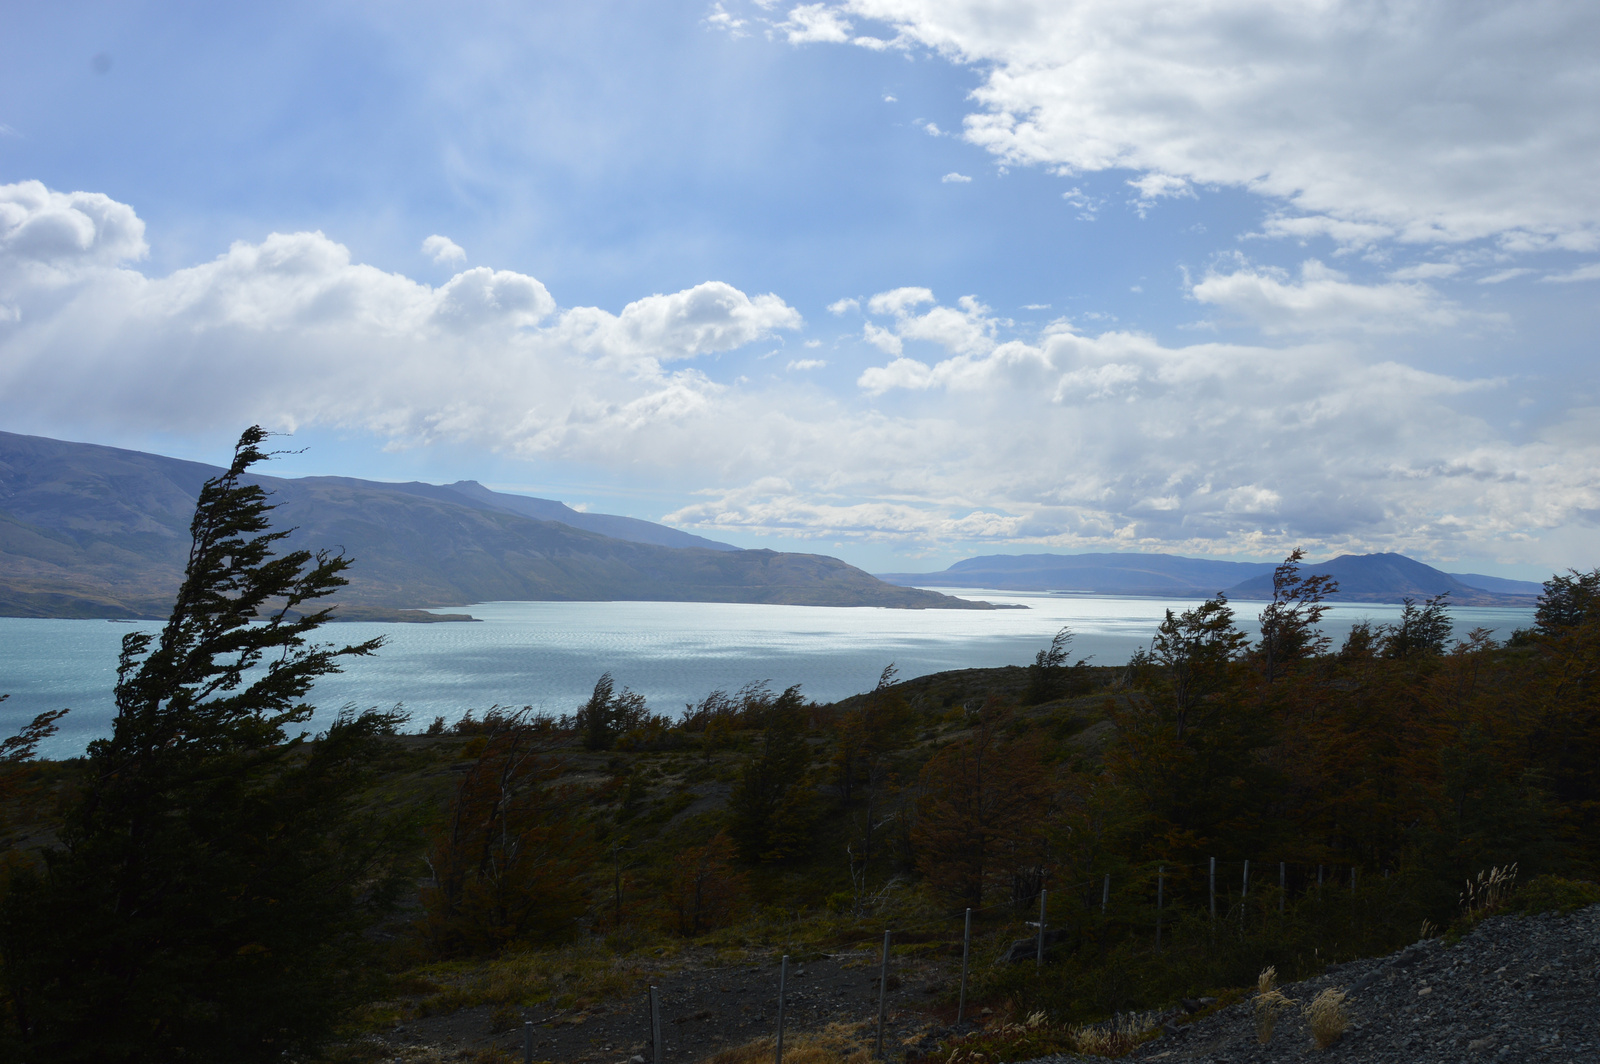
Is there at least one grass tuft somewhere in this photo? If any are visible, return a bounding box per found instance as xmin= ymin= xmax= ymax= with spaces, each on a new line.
xmin=1251 ymin=966 xmax=1295 ymax=1045
xmin=1302 ymin=987 xmax=1348 ymax=1051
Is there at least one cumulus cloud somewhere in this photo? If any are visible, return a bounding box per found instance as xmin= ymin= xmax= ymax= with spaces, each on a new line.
xmin=422 ymin=234 xmax=466 ymax=265
xmin=0 ymin=182 xmax=799 ymax=461
xmin=787 ymin=1 xmax=1600 ymax=249
xmin=787 ymin=358 xmax=827 ymax=370
xmin=827 ymin=297 xmax=859 ymax=315
xmin=5 ymin=182 xmax=1595 ymax=563
xmin=0 ymin=180 xmax=147 ymax=274
xmin=1190 ymin=260 xmax=1478 ymax=335
xmin=941 ymin=172 xmax=972 ymax=183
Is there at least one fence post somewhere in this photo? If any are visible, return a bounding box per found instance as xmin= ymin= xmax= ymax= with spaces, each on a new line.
xmin=1279 ymin=862 xmax=1286 ymax=914
xmin=775 ymin=954 xmax=788 ymax=1064
xmin=875 ymin=930 xmax=891 ymax=1059
xmin=523 ymin=1013 xmax=533 ymax=1064
xmin=956 ymin=908 xmax=972 ymax=1026
xmin=1318 ymin=864 xmax=1324 ymax=890
xmin=649 ymin=985 xmax=663 ymax=1064
xmin=1351 ymin=866 xmax=1357 ymax=891
xmin=1241 ymin=859 xmax=1249 ymax=932
xmin=1155 ymin=866 xmax=1165 ymax=952
xmin=1209 ymin=857 xmax=1216 ymax=920
xmin=1101 ymin=874 xmax=1110 ymax=915
xmin=1036 ymin=888 xmax=1047 ymax=969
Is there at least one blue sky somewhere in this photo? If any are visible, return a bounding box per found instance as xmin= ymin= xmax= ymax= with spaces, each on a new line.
xmin=3 ymin=1 xmax=1598 ymax=578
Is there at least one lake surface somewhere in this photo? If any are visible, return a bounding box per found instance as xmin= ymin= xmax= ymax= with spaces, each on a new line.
xmin=0 ymin=590 xmax=1535 ymax=757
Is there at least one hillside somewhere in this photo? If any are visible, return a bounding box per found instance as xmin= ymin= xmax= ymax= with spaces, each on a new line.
xmin=1221 ymin=551 xmax=1538 ymax=606
xmin=878 ymin=550 xmax=1542 ymax=606
xmin=0 ymin=431 xmax=996 ymax=618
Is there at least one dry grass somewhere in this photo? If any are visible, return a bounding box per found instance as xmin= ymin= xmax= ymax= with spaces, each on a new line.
xmin=1461 ymin=863 xmax=1518 ymax=922
xmin=405 ymin=940 xmax=648 ymax=1021
xmin=702 ymin=1021 xmax=874 ymax=1064
xmin=1252 ymin=966 xmax=1296 ymax=1045
xmin=1302 ymin=988 xmax=1348 ymax=1051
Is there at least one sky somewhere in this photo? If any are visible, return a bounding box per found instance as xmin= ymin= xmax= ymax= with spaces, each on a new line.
xmin=2 ymin=0 xmax=1598 ymax=579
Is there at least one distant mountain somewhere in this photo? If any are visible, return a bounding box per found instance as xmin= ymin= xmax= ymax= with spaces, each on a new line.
xmin=877 ymin=552 xmax=1276 ymax=597
xmin=317 ymin=477 xmax=738 ymax=552
xmin=1445 ymin=572 xmax=1545 ymax=597
xmin=0 ymin=431 xmax=996 ymax=618
xmin=1222 ymin=553 xmax=1537 ymax=606
xmin=879 ymin=550 xmax=1542 ymax=606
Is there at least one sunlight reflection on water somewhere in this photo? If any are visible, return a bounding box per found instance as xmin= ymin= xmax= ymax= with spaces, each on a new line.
xmin=0 ymin=589 xmax=1533 ymax=756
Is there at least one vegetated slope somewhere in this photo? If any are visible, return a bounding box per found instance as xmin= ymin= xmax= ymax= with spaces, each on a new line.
xmin=876 ymin=552 xmax=1276 ymax=596
xmin=879 ymin=550 xmax=1540 ymax=606
xmin=1222 ymin=551 xmax=1535 ymax=606
xmin=0 ymin=430 xmax=990 ymax=617
xmin=1108 ymin=904 xmax=1600 ymax=1063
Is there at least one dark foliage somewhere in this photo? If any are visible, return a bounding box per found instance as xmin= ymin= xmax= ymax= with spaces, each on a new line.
xmin=0 ymin=427 xmax=402 ymax=1064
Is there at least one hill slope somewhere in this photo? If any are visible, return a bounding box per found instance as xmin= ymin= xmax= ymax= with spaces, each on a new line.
xmin=0 ymin=431 xmax=993 ymax=618
xmin=879 ymin=550 xmax=1540 ymax=606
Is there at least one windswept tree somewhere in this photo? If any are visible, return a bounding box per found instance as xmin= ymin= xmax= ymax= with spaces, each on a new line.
xmin=727 ymin=684 xmax=815 ymax=863
xmin=420 ymin=708 xmax=593 ymax=955
xmin=0 ymin=427 xmax=402 ymax=1064
xmin=1025 ymin=626 xmax=1090 ymax=703
xmin=1150 ymin=595 xmax=1250 ymax=739
xmin=1380 ymin=594 xmax=1453 ymax=659
xmin=1255 ymin=549 xmax=1338 ymax=682
xmin=577 ymin=672 xmax=649 ymax=751
xmin=913 ymin=699 xmax=1049 ymax=908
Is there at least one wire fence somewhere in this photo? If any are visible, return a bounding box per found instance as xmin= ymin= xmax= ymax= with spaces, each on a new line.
xmin=533 ymin=857 xmax=1380 ymax=1063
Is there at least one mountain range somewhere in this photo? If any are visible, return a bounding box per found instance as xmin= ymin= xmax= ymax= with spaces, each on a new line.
xmin=877 ymin=551 xmax=1544 ymax=606
xmin=0 ymin=431 xmax=996 ymax=619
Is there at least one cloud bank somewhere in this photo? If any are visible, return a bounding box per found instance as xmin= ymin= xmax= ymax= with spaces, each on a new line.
xmin=780 ymin=1 xmax=1600 ymax=249
xmin=3 ymin=181 xmax=1595 ymax=565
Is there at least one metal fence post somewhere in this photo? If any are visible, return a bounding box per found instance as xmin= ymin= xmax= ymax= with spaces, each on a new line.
xmin=523 ymin=1014 xmax=533 ymax=1064
xmin=1036 ymin=888 xmax=1047 ymax=969
xmin=1155 ymin=866 xmax=1165 ymax=952
xmin=1279 ymin=862 xmax=1286 ymax=914
xmin=649 ymin=985 xmax=662 ymax=1064
xmin=1209 ymin=857 xmax=1216 ymax=920
xmin=956 ymin=908 xmax=972 ymax=1025
xmin=875 ymin=930 xmax=891 ymax=1059
xmin=775 ymin=955 xmax=788 ymax=1064
xmin=1101 ymin=874 xmax=1110 ymax=915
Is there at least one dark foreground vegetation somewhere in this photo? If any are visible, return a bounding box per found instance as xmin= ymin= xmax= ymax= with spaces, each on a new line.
xmin=0 ymin=429 xmax=1597 ymax=1063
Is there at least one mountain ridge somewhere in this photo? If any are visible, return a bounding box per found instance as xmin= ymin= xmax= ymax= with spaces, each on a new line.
xmin=878 ymin=550 xmax=1542 ymax=606
xmin=0 ymin=430 xmax=998 ymax=618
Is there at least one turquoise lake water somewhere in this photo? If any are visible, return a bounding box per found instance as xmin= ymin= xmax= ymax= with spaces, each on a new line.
xmin=0 ymin=591 xmax=1535 ymax=757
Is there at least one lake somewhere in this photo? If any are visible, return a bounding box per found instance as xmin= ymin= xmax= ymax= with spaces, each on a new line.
xmin=0 ymin=590 xmax=1535 ymax=757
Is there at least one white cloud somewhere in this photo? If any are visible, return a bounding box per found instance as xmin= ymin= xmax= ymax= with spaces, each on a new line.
xmin=1126 ymin=172 xmax=1193 ymax=212
xmin=794 ymin=2 xmax=1600 ymax=248
xmin=1258 ymin=215 xmax=1395 ymax=249
xmin=941 ymin=172 xmax=972 ymax=183
xmin=1190 ymin=260 xmax=1479 ymax=335
xmin=421 ymin=234 xmax=467 ymax=265
xmin=5 ymin=183 xmax=1595 ymax=564
xmin=777 ymin=3 xmax=853 ymax=43
xmin=705 ymin=2 xmax=748 ymax=35
xmin=882 ymin=94 xmax=897 ymax=103
xmin=787 ymin=357 xmax=827 ymax=370
xmin=827 ymin=297 xmax=859 ymax=315
xmin=862 ymin=320 xmax=902 ymax=355
xmin=866 ymin=286 xmax=933 ymax=315
xmin=1389 ymin=262 xmax=1462 ymax=282
xmin=0 ymin=180 xmax=147 ymax=275
xmin=1478 ymin=268 xmax=1535 ymax=285
xmin=1542 ymin=263 xmax=1600 ymax=283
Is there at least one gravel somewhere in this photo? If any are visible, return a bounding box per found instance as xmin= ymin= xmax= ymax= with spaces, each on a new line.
xmin=1024 ymin=903 xmax=1600 ymax=1063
